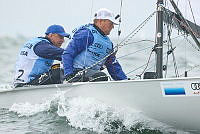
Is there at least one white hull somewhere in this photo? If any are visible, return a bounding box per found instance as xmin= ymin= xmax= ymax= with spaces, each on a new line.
xmin=1 ymin=77 xmax=200 ymax=133
xmin=64 ymin=77 xmax=200 ymax=133
xmin=0 ymin=84 xmax=74 ymax=108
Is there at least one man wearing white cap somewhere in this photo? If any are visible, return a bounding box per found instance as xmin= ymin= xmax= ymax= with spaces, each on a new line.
xmin=14 ymin=24 xmax=70 ymax=87
xmin=62 ymin=8 xmax=127 ymax=82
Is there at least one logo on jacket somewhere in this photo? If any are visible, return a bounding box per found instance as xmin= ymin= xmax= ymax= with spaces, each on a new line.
xmin=93 ymin=43 xmax=103 ymax=49
xmin=24 ymin=43 xmax=33 ymax=49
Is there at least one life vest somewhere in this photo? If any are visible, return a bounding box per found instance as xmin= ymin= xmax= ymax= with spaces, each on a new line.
xmin=73 ymin=24 xmax=113 ymax=70
xmin=14 ymin=37 xmax=54 ymax=83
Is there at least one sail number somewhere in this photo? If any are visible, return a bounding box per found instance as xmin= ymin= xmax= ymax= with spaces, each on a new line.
xmin=16 ymin=70 xmax=24 ymax=82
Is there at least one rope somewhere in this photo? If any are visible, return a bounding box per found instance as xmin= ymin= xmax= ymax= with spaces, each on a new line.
xmin=165 ymin=19 xmax=180 ymax=77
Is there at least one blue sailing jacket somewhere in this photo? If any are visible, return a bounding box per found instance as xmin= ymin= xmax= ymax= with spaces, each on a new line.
xmin=14 ymin=37 xmax=64 ymax=83
xmin=34 ymin=37 xmax=64 ymax=61
xmin=62 ymin=24 xmax=127 ymax=80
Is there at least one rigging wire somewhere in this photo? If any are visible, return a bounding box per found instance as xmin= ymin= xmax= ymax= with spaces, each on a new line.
xmin=176 ymin=0 xmax=180 ymax=7
xmin=163 ymin=13 xmax=180 ymax=78
xmin=183 ymin=36 xmax=200 ymax=77
xmin=118 ymin=11 xmax=156 ymax=47
xmin=163 ymin=7 xmax=180 ymax=77
xmin=184 ymin=36 xmax=199 ymax=51
xmin=187 ymin=0 xmax=199 ymax=37
xmin=83 ymin=0 xmax=94 ymax=71
xmin=117 ymin=36 xmax=182 ymax=61
xmin=136 ymin=50 xmax=154 ymax=79
xmin=124 ymin=33 xmax=184 ymax=78
xmin=184 ymin=35 xmax=187 ymax=76
xmin=117 ymin=46 xmax=153 ymax=60
xmin=182 ymin=0 xmax=189 ymax=76
xmin=179 ymin=36 xmax=200 ymax=77
xmin=116 ymin=0 xmax=123 ymax=51
xmin=167 ymin=27 xmax=179 ymax=77
xmin=164 ymin=25 xmax=171 ymax=78
xmin=90 ymin=0 xmax=94 ymax=18
xmin=162 ymin=3 xmax=200 ymax=77
xmin=77 ymin=0 xmax=95 ymax=81
xmin=180 ymin=64 xmax=200 ymax=77
xmin=126 ymin=46 xmax=182 ymax=78
xmin=122 ymin=39 xmax=155 ymax=46
xmin=117 ymin=30 xmax=188 ymax=78
xmin=125 ymin=1 xmax=200 ymax=78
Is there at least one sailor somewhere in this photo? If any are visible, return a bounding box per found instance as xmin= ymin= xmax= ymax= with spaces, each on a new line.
xmin=62 ymin=8 xmax=127 ymax=82
xmin=14 ymin=24 xmax=70 ymax=87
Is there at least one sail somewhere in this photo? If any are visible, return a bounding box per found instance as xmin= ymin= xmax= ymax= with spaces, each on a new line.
xmin=163 ymin=8 xmax=200 ymax=38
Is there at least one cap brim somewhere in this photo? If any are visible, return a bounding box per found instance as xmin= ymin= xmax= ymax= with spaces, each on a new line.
xmin=113 ymin=22 xmax=119 ymax=25
xmin=94 ymin=16 xmax=119 ymax=25
xmin=58 ymin=33 xmax=71 ymax=38
xmin=109 ymin=19 xmax=119 ymax=25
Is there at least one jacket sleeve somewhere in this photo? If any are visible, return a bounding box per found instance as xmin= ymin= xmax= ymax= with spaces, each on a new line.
xmin=62 ymin=28 xmax=94 ymax=76
xmin=105 ymin=54 xmax=127 ymax=80
xmin=34 ymin=40 xmax=64 ymax=61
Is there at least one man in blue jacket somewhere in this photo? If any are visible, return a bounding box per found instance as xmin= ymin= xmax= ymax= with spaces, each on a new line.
xmin=62 ymin=8 xmax=127 ymax=82
xmin=14 ymin=24 xmax=70 ymax=87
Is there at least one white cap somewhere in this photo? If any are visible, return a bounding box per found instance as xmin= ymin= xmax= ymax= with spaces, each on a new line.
xmin=94 ymin=8 xmax=119 ymax=25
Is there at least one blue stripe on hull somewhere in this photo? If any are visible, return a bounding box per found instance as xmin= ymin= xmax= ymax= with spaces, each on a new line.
xmin=164 ymin=88 xmax=185 ymax=95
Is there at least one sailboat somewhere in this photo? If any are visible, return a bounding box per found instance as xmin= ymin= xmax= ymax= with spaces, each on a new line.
xmin=1 ymin=0 xmax=200 ymax=133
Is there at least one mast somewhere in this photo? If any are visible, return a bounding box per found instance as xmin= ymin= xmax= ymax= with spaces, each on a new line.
xmin=169 ymin=0 xmax=200 ymax=49
xmin=155 ymin=0 xmax=164 ymax=78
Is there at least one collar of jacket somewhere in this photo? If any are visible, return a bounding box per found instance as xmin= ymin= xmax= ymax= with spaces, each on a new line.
xmin=38 ymin=37 xmax=53 ymax=44
xmin=93 ymin=24 xmax=106 ymax=36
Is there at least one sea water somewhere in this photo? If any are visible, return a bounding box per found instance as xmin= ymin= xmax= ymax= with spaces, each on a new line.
xmin=1 ymin=35 xmax=199 ymax=134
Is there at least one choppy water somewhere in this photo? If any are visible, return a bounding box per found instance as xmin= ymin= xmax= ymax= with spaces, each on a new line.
xmin=0 ymin=95 xmax=184 ymax=134
xmin=1 ymin=35 xmax=200 ymax=134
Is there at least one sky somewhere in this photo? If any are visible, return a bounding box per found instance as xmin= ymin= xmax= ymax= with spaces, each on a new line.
xmin=0 ymin=0 xmax=199 ymax=38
